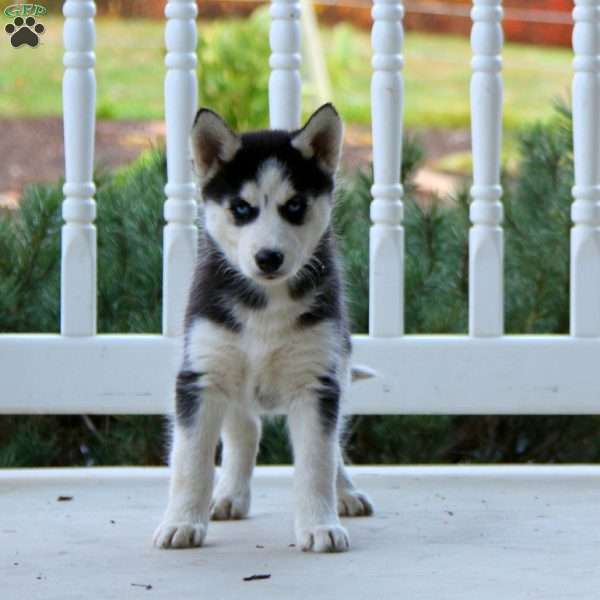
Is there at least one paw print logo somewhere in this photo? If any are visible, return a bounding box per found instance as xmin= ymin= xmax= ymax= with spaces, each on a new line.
xmin=5 ymin=16 xmax=45 ymax=48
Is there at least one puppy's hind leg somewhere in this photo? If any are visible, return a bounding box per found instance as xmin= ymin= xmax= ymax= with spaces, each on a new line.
xmin=153 ymin=371 xmax=226 ymax=549
xmin=211 ymin=406 xmax=261 ymax=520
xmin=336 ymin=444 xmax=374 ymax=517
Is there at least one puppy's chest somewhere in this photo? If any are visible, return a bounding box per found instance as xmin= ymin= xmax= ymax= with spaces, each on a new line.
xmin=237 ymin=296 xmax=322 ymax=406
xmin=239 ymin=294 xmax=303 ymax=352
xmin=188 ymin=291 xmax=338 ymax=409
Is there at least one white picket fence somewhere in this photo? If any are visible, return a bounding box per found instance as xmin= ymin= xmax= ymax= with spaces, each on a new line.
xmin=2 ymin=0 xmax=600 ymax=416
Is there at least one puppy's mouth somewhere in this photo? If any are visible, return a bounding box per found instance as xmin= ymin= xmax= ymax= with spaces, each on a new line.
xmin=253 ymin=268 xmax=291 ymax=283
xmin=257 ymin=271 xmax=286 ymax=282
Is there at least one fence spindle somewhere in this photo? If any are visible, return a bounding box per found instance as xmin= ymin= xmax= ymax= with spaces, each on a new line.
xmin=570 ymin=0 xmax=600 ymax=337
xmin=469 ymin=0 xmax=504 ymax=337
xmin=269 ymin=0 xmax=302 ymax=129
xmin=61 ymin=0 xmax=97 ymax=336
xmin=163 ymin=0 xmax=199 ymax=337
xmin=369 ymin=0 xmax=404 ymax=337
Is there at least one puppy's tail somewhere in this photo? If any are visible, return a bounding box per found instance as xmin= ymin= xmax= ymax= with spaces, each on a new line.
xmin=351 ymin=364 xmax=377 ymax=382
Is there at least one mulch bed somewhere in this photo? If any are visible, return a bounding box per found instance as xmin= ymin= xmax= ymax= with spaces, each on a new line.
xmin=0 ymin=117 xmax=469 ymax=208
xmin=0 ymin=118 xmax=166 ymax=207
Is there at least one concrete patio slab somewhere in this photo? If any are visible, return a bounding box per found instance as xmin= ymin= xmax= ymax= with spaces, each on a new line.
xmin=1 ymin=466 xmax=599 ymax=599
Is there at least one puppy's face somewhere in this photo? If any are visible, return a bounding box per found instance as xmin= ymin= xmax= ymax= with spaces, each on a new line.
xmin=191 ymin=105 xmax=343 ymax=284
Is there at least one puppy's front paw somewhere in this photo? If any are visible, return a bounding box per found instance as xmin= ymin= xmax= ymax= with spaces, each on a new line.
xmin=297 ymin=524 xmax=350 ymax=553
xmin=210 ymin=490 xmax=250 ymax=520
xmin=153 ymin=521 xmax=207 ymax=549
xmin=338 ymin=489 xmax=374 ymax=517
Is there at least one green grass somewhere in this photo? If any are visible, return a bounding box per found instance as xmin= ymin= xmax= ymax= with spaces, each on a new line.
xmin=0 ymin=18 xmax=166 ymax=119
xmin=326 ymin=24 xmax=573 ymax=129
xmin=0 ymin=16 xmax=573 ymax=130
xmin=412 ymin=32 xmax=572 ymax=129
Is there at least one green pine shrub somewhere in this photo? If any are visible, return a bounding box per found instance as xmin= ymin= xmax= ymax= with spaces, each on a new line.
xmin=0 ymin=151 xmax=166 ymax=335
xmin=0 ymin=153 xmax=168 ymax=467
xmin=344 ymin=104 xmax=600 ymax=465
xmin=337 ymin=103 xmax=574 ymax=339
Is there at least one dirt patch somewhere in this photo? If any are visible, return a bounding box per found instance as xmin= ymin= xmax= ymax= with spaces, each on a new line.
xmin=0 ymin=118 xmax=166 ymax=208
xmin=0 ymin=118 xmax=470 ymax=208
xmin=341 ymin=124 xmax=469 ymax=198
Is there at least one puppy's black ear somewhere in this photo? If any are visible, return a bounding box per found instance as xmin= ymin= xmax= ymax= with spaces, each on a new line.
xmin=191 ymin=109 xmax=241 ymax=176
xmin=291 ymin=103 xmax=343 ymax=174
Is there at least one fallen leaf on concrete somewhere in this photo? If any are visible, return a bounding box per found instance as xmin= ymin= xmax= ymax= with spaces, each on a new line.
xmin=243 ymin=574 xmax=271 ymax=582
xmin=130 ymin=583 xmax=153 ymax=590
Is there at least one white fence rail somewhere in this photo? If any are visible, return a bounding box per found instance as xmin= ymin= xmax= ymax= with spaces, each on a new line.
xmin=2 ymin=0 xmax=600 ymax=415
xmin=370 ymin=0 xmax=404 ymax=336
xmin=163 ymin=0 xmax=199 ymax=336
xmin=469 ymin=0 xmax=503 ymax=337
xmin=61 ymin=0 xmax=97 ymax=336
xmin=571 ymin=0 xmax=600 ymax=336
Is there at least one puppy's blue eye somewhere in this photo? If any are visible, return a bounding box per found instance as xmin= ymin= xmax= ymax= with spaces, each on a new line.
xmin=230 ymin=198 xmax=256 ymax=223
xmin=232 ymin=200 xmax=250 ymax=216
xmin=279 ymin=195 xmax=307 ymax=225
xmin=287 ymin=198 xmax=303 ymax=213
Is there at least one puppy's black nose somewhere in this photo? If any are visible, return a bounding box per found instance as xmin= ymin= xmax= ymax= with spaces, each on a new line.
xmin=255 ymin=249 xmax=284 ymax=274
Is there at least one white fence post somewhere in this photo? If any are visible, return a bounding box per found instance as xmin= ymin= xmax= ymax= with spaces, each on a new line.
xmin=369 ymin=0 xmax=404 ymax=337
xmin=570 ymin=0 xmax=600 ymax=337
xmin=61 ymin=0 xmax=97 ymax=336
xmin=269 ymin=0 xmax=302 ymax=130
xmin=163 ymin=0 xmax=199 ymax=337
xmin=469 ymin=0 xmax=504 ymax=337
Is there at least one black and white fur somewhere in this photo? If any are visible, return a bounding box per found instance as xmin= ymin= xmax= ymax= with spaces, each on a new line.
xmin=153 ymin=104 xmax=373 ymax=553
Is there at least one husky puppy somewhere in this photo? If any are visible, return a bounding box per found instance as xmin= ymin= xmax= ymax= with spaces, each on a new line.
xmin=153 ymin=104 xmax=373 ymax=553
